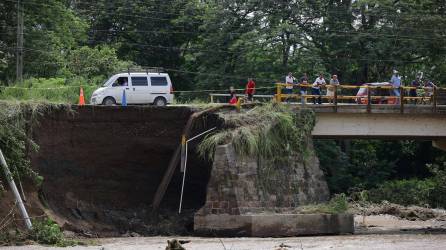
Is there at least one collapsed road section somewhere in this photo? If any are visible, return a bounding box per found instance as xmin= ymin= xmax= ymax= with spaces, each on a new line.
xmin=30 ymin=105 xmax=220 ymax=236
xmin=2 ymin=104 xmax=353 ymax=237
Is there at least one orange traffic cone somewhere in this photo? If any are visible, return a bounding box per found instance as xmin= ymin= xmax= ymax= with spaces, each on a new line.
xmin=78 ymin=87 xmax=85 ymax=106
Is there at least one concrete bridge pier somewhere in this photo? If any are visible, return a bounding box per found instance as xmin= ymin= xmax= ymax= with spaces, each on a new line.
xmin=194 ymin=143 xmax=354 ymax=236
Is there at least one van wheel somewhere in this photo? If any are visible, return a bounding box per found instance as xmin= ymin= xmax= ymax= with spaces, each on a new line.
xmin=102 ymin=97 xmax=116 ymax=106
xmin=153 ymin=97 xmax=167 ymax=107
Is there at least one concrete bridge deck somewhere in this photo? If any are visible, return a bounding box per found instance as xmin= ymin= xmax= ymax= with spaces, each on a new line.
xmin=307 ymin=104 xmax=446 ymax=141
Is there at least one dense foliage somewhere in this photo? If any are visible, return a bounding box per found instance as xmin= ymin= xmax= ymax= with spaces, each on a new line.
xmin=315 ymin=139 xmax=446 ymax=208
xmin=1 ymin=0 xmax=446 ymax=208
xmin=1 ymin=0 xmax=445 ymax=92
xmin=0 ymin=102 xmax=42 ymax=187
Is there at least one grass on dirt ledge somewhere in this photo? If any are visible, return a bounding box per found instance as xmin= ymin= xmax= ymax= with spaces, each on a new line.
xmin=198 ymin=103 xmax=316 ymax=162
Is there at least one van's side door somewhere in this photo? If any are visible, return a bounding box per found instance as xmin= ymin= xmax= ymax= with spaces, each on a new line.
xmin=149 ymin=76 xmax=170 ymax=102
xmin=129 ymin=76 xmax=151 ymax=104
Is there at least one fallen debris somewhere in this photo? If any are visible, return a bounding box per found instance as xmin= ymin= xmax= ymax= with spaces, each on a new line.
xmin=165 ymin=239 xmax=190 ymax=250
xmin=350 ymin=201 xmax=446 ymax=221
xmin=275 ymin=243 xmax=292 ymax=250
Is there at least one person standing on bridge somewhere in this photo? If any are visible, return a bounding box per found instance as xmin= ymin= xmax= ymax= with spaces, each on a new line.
xmin=390 ymin=70 xmax=402 ymax=98
xmin=312 ymin=74 xmax=326 ymax=104
xmin=327 ymin=74 xmax=340 ymax=104
xmin=410 ymin=76 xmax=421 ymax=104
xmin=298 ymin=73 xmax=309 ymax=105
xmin=245 ymin=78 xmax=256 ymax=102
xmin=285 ymin=72 xmax=296 ymax=102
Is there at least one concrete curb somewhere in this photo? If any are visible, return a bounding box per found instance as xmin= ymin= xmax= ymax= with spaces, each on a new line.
xmin=194 ymin=213 xmax=354 ymax=237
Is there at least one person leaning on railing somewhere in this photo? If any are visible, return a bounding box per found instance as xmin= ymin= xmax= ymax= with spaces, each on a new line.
xmin=423 ymin=80 xmax=435 ymax=104
xmin=298 ymin=73 xmax=309 ymax=104
xmin=284 ymin=72 xmax=296 ymax=102
xmin=312 ymin=73 xmax=326 ymax=104
xmin=410 ymin=76 xmax=421 ymax=104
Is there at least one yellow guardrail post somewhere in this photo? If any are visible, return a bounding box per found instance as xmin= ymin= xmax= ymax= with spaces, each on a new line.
xmin=433 ymin=86 xmax=438 ymax=113
xmin=276 ymin=83 xmax=282 ymax=103
xmin=367 ymin=85 xmax=371 ymax=113
xmin=333 ymin=85 xmax=338 ymax=112
xmin=400 ymin=86 xmax=404 ymax=113
xmin=236 ymin=97 xmax=242 ymax=112
xmin=180 ymin=135 xmax=186 ymax=172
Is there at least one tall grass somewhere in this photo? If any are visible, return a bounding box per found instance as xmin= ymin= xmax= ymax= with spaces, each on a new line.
xmin=198 ymin=103 xmax=315 ymax=161
xmin=0 ymin=77 xmax=99 ymax=104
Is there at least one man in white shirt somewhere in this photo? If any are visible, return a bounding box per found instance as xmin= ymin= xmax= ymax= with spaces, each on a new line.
xmin=312 ymin=74 xmax=326 ymax=104
xmin=285 ymin=72 xmax=295 ymax=92
xmin=390 ymin=70 xmax=402 ymax=96
xmin=284 ymin=72 xmax=295 ymax=102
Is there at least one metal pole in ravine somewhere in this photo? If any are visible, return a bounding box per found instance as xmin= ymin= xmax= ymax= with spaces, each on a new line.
xmin=178 ymin=127 xmax=217 ymax=214
xmin=0 ymin=148 xmax=32 ymax=230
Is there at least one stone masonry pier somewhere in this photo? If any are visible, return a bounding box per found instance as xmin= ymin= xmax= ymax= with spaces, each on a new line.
xmin=194 ymin=144 xmax=354 ymax=236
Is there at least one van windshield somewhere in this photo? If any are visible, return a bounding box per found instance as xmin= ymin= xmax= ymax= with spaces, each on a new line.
xmin=102 ymin=79 xmax=110 ymax=87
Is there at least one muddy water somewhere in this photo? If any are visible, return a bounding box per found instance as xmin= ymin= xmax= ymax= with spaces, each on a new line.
xmin=5 ymin=234 xmax=446 ymax=250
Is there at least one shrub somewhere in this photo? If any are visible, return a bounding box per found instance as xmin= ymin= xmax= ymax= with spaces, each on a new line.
xmin=366 ymin=179 xmax=436 ymax=207
xmin=30 ymin=219 xmax=64 ymax=245
xmin=327 ymin=193 xmax=349 ymax=213
xmin=0 ymin=218 xmax=77 ymax=246
xmin=427 ymin=162 xmax=446 ymax=208
xmin=299 ymin=194 xmax=349 ymax=214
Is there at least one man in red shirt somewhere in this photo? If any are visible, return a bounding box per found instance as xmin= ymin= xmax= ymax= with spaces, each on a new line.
xmin=245 ymin=78 xmax=256 ymax=102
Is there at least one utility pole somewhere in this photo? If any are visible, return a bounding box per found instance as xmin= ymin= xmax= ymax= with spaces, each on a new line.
xmin=0 ymin=149 xmax=32 ymax=230
xmin=16 ymin=0 xmax=24 ymax=84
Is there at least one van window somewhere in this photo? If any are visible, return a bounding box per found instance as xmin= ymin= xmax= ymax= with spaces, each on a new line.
xmin=131 ymin=77 xmax=148 ymax=86
xmin=112 ymin=77 xmax=129 ymax=87
xmin=151 ymin=77 xmax=168 ymax=86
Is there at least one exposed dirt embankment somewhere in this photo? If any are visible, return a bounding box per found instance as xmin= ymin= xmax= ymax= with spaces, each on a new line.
xmin=28 ymin=105 xmax=220 ymax=236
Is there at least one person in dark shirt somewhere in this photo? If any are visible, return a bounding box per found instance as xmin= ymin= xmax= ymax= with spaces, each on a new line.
xmin=298 ymin=73 xmax=309 ymax=104
xmin=410 ymin=76 xmax=421 ymax=104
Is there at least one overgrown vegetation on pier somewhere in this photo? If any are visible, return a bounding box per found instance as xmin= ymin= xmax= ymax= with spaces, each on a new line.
xmin=198 ymin=104 xmax=315 ymax=161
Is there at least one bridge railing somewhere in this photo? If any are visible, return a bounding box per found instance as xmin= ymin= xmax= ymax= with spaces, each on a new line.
xmin=273 ymin=83 xmax=445 ymax=113
xmin=209 ymin=93 xmax=274 ymax=103
xmin=208 ymin=83 xmax=445 ymax=113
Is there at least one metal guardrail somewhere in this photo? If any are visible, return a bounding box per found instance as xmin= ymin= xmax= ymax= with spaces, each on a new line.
xmin=210 ymin=83 xmax=445 ymax=114
xmin=276 ymin=83 xmax=443 ymax=113
xmin=209 ymin=93 xmax=274 ymax=103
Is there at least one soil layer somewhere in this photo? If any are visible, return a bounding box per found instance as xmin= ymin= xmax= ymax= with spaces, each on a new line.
xmin=29 ymin=105 xmax=219 ymax=236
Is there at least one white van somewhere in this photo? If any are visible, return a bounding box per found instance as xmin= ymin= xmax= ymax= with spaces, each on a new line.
xmin=90 ymin=72 xmax=174 ymax=106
